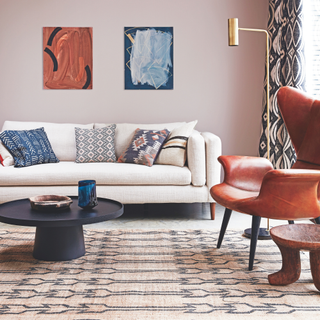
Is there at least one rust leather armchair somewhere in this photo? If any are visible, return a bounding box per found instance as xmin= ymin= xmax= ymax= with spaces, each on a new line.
xmin=210 ymin=86 xmax=320 ymax=271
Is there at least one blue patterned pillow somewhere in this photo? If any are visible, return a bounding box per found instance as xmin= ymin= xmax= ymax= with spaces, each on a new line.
xmin=0 ymin=127 xmax=59 ymax=167
xmin=118 ymin=128 xmax=170 ymax=166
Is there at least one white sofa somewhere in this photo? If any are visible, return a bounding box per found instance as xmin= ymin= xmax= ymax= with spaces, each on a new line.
xmin=0 ymin=121 xmax=221 ymax=219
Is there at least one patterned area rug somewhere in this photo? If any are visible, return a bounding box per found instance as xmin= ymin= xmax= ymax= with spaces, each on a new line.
xmin=0 ymin=229 xmax=319 ymax=320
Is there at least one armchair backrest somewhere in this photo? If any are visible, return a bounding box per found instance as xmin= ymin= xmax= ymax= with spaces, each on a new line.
xmin=277 ymin=86 xmax=320 ymax=169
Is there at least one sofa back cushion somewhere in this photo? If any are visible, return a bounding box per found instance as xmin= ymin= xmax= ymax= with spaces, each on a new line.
xmin=95 ymin=122 xmax=185 ymax=158
xmin=1 ymin=121 xmax=93 ymax=161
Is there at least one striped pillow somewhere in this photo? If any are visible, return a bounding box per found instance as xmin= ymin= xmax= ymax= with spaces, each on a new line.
xmin=156 ymin=120 xmax=198 ymax=167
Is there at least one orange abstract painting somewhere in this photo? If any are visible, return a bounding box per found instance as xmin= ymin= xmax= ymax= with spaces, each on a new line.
xmin=43 ymin=27 xmax=92 ymax=89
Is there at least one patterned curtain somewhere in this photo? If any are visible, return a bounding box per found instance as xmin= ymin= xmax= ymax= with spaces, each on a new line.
xmin=259 ymin=0 xmax=306 ymax=169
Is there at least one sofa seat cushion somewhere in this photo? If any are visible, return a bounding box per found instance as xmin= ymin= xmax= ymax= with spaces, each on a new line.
xmin=0 ymin=162 xmax=192 ymax=186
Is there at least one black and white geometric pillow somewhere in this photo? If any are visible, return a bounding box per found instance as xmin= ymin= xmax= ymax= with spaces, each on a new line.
xmin=75 ymin=125 xmax=116 ymax=163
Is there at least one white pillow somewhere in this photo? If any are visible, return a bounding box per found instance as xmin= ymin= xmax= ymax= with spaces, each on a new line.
xmin=0 ymin=141 xmax=14 ymax=166
xmin=156 ymin=120 xmax=198 ymax=167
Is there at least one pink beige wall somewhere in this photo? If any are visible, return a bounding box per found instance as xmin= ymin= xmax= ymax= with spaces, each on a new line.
xmin=0 ymin=0 xmax=268 ymax=156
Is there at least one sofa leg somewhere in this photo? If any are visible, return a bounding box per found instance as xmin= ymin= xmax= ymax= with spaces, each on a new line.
xmin=210 ymin=203 xmax=216 ymax=220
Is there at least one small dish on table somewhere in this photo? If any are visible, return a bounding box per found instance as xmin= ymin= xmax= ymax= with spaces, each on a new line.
xmin=29 ymin=195 xmax=73 ymax=212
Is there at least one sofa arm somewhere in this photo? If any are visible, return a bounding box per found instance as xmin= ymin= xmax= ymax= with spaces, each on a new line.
xmin=187 ymin=130 xmax=206 ymax=186
xmin=201 ymin=132 xmax=222 ymax=201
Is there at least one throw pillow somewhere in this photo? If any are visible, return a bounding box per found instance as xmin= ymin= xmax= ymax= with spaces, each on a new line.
xmin=2 ymin=121 xmax=94 ymax=162
xmin=0 ymin=141 xmax=14 ymax=167
xmin=118 ymin=128 xmax=170 ymax=166
xmin=75 ymin=125 xmax=117 ymax=163
xmin=0 ymin=127 xmax=59 ymax=168
xmin=156 ymin=120 xmax=198 ymax=167
xmin=94 ymin=122 xmax=185 ymax=158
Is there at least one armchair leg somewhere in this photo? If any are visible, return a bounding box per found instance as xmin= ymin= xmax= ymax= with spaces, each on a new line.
xmin=249 ymin=215 xmax=261 ymax=271
xmin=217 ymin=208 xmax=232 ymax=248
xmin=210 ymin=203 xmax=216 ymax=220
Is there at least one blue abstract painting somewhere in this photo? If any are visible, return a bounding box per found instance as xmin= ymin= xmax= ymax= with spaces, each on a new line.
xmin=125 ymin=27 xmax=173 ymax=90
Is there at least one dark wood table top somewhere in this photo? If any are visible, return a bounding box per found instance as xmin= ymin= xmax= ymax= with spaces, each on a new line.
xmin=270 ymin=224 xmax=320 ymax=251
xmin=0 ymin=196 xmax=123 ymax=228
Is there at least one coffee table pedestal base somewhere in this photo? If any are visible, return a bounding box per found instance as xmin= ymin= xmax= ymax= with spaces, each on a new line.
xmin=33 ymin=225 xmax=85 ymax=261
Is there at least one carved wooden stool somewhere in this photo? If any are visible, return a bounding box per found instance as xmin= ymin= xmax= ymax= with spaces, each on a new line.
xmin=268 ymin=224 xmax=320 ymax=291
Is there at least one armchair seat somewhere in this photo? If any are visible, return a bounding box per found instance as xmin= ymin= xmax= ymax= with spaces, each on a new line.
xmin=211 ymin=184 xmax=258 ymax=209
xmin=212 ymin=166 xmax=320 ymax=220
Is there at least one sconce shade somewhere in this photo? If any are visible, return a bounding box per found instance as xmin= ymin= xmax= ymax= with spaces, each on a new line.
xmin=228 ymin=18 xmax=239 ymax=46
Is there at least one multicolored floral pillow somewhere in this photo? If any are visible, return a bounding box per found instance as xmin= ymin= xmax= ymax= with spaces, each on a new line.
xmin=118 ymin=128 xmax=170 ymax=166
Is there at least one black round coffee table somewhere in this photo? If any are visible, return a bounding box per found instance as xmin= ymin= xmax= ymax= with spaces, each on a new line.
xmin=0 ymin=196 xmax=123 ymax=261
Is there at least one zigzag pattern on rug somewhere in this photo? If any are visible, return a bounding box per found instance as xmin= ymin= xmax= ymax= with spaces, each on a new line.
xmin=0 ymin=229 xmax=318 ymax=320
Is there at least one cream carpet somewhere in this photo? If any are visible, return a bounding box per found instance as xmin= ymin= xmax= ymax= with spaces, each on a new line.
xmin=0 ymin=229 xmax=319 ymax=320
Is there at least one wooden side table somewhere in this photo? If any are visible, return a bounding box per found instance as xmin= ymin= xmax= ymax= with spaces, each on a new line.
xmin=268 ymin=224 xmax=320 ymax=291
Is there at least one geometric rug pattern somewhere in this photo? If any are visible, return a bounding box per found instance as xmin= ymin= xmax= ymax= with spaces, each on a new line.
xmin=0 ymin=229 xmax=319 ymax=320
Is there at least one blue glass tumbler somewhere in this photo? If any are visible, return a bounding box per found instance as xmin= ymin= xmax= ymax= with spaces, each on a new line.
xmin=78 ymin=180 xmax=98 ymax=209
